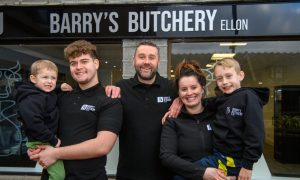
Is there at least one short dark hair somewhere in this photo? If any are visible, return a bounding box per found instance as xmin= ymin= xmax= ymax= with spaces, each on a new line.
xmin=134 ymin=41 xmax=160 ymax=59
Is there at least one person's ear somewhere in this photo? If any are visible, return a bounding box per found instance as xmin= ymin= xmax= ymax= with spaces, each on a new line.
xmin=29 ymin=75 xmax=37 ymax=84
xmin=239 ymin=70 xmax=245 ymax=81
xmin=93 ymin=58 xmax=100 ymax=70
xmin=132 ymin=56 xmax=135 ymax=66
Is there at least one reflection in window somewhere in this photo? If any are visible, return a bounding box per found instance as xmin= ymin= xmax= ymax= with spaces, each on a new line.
xmin=171 ymin=41 xmax=300 ymax=177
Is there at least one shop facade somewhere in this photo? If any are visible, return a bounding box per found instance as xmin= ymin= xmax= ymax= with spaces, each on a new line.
xmin=0 ymin=0 xmax=300 ymax=178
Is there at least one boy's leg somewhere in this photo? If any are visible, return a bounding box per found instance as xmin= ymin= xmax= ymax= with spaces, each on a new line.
xmin=216 ymin=153 xmax=243 ymax=176
xmin=225 ymin=157 xmax=242 ymax=176
xmin=26 ymin=141 xmax=44 ymax=149
xmin=194 ymin=151 xmax=243 ymax=176
xmin=26 ymin=141 xmax=65 ymax=180
xmin=195 ymin=152 xmax=229 ymax=176
xmin=47 ymin=160 xmax=65 ymax=180
xmin=194 ymin=155 xmax=219 ymax=168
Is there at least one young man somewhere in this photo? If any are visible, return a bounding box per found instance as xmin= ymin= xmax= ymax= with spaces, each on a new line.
xmin=29 ymin=40 xmax=123 ymax=180
xmin=197 ymin=58 xmax=269 ymax=179
xmin=109 ymin=41 xmax=177 ymax=180
xmin=16 ymin=60 xmax=66 ymax=180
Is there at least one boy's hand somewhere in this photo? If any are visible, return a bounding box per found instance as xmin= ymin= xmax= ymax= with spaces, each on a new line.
xmin=27 ymin=146 xmax=44 ymax=161
xmin=61 ymin=83 xmax=73 ymax=91
xmin=27 ymin=149 xmax=40 ymax=161
xmin=55 ymin=139 xmax=61 ymax=148
xmin=238 ymin=168 xmax=252 ymax=180
xmin=105 ymin=85 xmax=121 ymax=98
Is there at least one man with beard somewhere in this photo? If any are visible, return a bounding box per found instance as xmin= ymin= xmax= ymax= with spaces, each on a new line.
xmin=111 ymin=41 xmax=177 ymax=180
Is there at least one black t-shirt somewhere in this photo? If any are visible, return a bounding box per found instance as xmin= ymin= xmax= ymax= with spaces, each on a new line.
xmin=58 ymin=83 xmax=123 ymax=180
xmin=116 ymin=73 xmax=176 ymax=180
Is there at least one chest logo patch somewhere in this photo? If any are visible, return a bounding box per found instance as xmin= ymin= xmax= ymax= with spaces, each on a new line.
xmin=81 ymin=104 xmax=95 ymax=112
xmin=226 ymin=107 xmax=243 ymax=117
xmin=157 ymin=96 xmax=172 ymax=103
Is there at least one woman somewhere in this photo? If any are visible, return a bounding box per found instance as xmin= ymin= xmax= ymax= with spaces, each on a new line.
xmin=160 ymin=60 xmax=226 ymax=180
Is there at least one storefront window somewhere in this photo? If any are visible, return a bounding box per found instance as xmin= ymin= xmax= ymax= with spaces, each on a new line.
xmin=171 ymin=41 xmax=300 ymax=177
xmin=0 ymin=43 xmax=122 ymax=172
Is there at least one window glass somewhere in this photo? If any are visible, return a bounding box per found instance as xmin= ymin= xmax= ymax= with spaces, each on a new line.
xmin=0 ymin=43 xmax=122 ymax=172
xmin=171 ymin=41 xmax=300 ymax=177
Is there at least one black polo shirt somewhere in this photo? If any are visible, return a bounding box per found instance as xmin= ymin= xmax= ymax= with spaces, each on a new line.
xmin=58 ymin=83 xmax=123 ymax=180
xmin=116 ymin=73 xmax=176 ymax=180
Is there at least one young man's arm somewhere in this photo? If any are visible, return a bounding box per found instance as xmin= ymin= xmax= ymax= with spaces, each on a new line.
xmin=31 ymin=95 xmax=123 ymax=168
xmin=30 ymin=130 xmax=117 ymax=168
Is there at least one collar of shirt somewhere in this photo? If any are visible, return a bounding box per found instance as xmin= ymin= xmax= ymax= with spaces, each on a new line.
xmin=179 ymin=106 xmax=212 ymax=121
xmin=74 ymin=82 xmax=102 ymax=97
xmin=132 ymin=72 xmax=163 ymax=88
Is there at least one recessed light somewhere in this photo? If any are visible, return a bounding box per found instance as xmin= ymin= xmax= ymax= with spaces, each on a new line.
xmin=220 ymin=42 xmax=247 ymax=46
xmin=211 ymin=53 xmax=235 ymax=61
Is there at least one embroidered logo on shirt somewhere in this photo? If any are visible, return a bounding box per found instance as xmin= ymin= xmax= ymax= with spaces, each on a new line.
xmin=157 ymin=96 xmax=172 ymax=103
xmin=80 ymin=104 xmax=95 ymax=112
xmin=207 ymin=124 xmax=212 ymax=131
xmin=226 ymin=107 xmax=243 ymax=117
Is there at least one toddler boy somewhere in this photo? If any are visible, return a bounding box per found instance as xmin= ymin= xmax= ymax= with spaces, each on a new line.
xmin=15 ymin=60 xmax=69 ymax=180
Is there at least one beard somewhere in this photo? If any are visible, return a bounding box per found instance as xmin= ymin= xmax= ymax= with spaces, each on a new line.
xmin=136 ymin=68 xmax=157 ymax=81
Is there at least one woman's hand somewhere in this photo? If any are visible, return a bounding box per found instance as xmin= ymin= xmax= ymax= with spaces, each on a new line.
xmin=203 ymin=168 xmax=227 ymax=180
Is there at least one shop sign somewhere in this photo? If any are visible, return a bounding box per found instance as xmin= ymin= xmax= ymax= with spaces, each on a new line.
xmin=0 ymin=2 xmax=300 ymax=40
